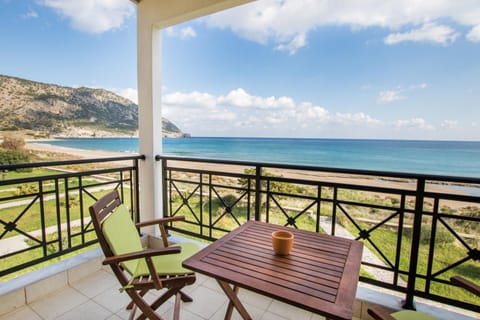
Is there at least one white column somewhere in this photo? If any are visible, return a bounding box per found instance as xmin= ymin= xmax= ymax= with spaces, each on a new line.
xmin=137 ymin=6 xmax=163 ymax=235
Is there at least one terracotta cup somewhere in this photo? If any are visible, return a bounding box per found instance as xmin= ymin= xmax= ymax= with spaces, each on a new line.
xmin=271 ymin=230 xmax=294 ymax=256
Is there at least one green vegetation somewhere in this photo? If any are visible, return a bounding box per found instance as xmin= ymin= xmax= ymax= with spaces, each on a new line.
xmin=0 ymin=161 xmax=136 ymax=282
xmin=0 ymin=149 xmax=30 ymax=169
xmin=0 ymin=227 xmax=98 ymax=281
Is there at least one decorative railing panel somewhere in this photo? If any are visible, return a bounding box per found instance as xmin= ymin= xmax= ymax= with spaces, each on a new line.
xmin=0 ymin=156 xmax=143 ymax=280
xmin=159 ymin=156 xmax=480 ymax=313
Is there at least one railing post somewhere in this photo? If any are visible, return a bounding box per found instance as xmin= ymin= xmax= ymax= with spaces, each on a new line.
xmin=136 ymin=158 xmax=142 ymax=223
xmin=161 ymin=157 xmax=168 ymax=218
xmin=254 ymin=165 xmax=262 ymax=221
xmin=404 ymin=178 xmax=426 ymax=310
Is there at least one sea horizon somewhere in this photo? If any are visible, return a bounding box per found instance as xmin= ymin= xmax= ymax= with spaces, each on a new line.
xmin=39 ymin=137 xmax=480 ymax=179
xmin=43 ymin=136 xmax=480 ymax=142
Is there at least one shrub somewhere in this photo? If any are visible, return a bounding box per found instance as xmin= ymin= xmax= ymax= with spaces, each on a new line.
xmin=0 ymin=149 xmax=30 ymax=163
xmin=0 ymin=148 xmax=32 ymax=172
xmin=15 ymin=183 xmax=38 ymax=196
xmin=211 ymin=194 xmax=239 ymax=217
xmin=1 ymin=135 xmax=25 ymax=150
xmin=406 ymin=226 xmax=455 ymax=246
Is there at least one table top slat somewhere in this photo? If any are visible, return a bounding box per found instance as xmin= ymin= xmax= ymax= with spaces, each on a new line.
xmin=202 ymin=256 xmax=337 ymax=303
xmin=219 ymin=241 xmax=345 ymax=276
xmin=234 ymin=231 xmax=350 ymax=264
xmin=215 ymin=244 xmax=343 ymax=284
xmin=208 ymin=251 xmax=340 ymax=294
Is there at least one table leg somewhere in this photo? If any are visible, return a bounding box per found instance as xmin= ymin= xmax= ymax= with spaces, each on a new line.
xmin=224 ymin=285 xmax=239 ymax=320
xmin=217 ymin=280 xmax=252 ymax=320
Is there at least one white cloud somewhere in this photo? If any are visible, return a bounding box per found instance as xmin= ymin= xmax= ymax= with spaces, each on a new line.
xmin=377 ymin=83 xmax=428 ymax=104
xmin=384 ymin=23 xmax=459 ymax=45
xmin=466 ymin=25 xmax=480 ymax=42
xmin=180 ymin=26 xmax=197 ymax=39
xmin=410 ymin=83 xmax=428 ymax=90
xmin=218 ymin=88 xmax=295 ymax=109
xmin=441 ymin=120 xmax=458 ymax=129
xmin=165 ymin=26 xmax=197 ymax=39
xmin=274 ymin=33 xmax=307 ymax=55
xmin=163 ymin=91 xmax=217 ymax=109
xmin=394 ymin=118 xmax=434 ymax=130
xmin=111 ymin=88 xmax=138 ymax=104
xmin=39 ymin=0 xmax=135 ymax=33
xmin=205 ymin=0 xmax=480 ymax=54
xmin=160 ymin=87 xmax=394 ymax=137
xmin=335 ymin=112 xmax=381 ymax=125
xmin=377 ymin=90 xmax=405 ymax=104
xmin=296 ymin=102 xmax=329 ymax=122
xmin=22 ymin=8 xmax=38 ymax=19
xmin=139 ymin=87 xmax=476 ymax=138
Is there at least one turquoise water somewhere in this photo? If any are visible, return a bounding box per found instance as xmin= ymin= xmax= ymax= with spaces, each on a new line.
xmin=43 ymin=137 xmax=480 ymax=177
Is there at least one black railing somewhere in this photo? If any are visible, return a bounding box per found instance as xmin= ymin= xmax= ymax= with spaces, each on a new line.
xmin=158 ymin=155 xmax=480 ymax=313
xmin=0 ymin=155 xmax=144 ymax=279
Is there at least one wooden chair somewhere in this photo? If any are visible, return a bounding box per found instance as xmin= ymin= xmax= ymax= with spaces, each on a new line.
xmin=89 ymin=190 xmax=199 ymax=320
xmin=367 ymin=276 xmax=480 ymax=320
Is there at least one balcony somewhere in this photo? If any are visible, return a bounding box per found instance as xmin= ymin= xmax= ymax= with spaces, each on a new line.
xmin=0 ymin=156 xmax=478 ymax=319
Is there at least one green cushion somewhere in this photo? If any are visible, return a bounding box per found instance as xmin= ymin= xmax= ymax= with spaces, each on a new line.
xmin=102 ymin=204 xmax=143 ymax=274
xmin=102 ymin=204 xmax=199 ymax=277
xmin=392 ymin=310 xmax=438 ymax=320
xmin=134 ymin=242 xmax=200 ymax=276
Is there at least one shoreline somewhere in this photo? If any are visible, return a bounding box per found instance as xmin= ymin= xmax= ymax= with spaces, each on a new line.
xmin=25 ymin=142 xmax=133 ymax=159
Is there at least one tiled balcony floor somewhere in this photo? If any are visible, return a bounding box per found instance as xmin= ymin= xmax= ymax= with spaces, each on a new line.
xmin=1 ymin=268 xmax=359 ymax=320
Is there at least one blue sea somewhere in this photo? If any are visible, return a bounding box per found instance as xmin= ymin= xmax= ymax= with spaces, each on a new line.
xmin=43 ymin=137 xmax=480 ymax=178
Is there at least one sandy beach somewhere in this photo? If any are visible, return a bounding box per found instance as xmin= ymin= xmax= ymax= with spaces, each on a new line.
xmin=26 ymin=142 xmax=132 ymax=159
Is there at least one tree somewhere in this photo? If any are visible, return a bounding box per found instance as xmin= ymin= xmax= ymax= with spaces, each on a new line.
xmin=0 ymin=135 xmax=31 ymax=171
xmin=1 ymin=135 xmax=25 ymax=151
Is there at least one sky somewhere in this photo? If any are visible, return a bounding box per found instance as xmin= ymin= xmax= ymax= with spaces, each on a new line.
xmin=1 ymin=0 xmax=480 ymax=140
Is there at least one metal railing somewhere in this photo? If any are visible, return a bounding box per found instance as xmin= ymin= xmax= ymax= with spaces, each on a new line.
xmin=0 ymin=155 xmax=144 ymax=279
xmin=158 ymin=155 xmax=480 ymax=313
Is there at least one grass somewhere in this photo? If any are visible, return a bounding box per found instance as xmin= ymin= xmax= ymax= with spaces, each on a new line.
xmin=0 ymin=165 xmax=135 ymax=282
xmin=0 ymin=227 xmax=98 ymax=282
xmin=330 ymin=203 xmax=480 ymax=306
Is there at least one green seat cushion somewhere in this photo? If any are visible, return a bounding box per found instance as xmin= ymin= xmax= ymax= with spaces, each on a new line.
xmin=392 ymin=310 xmax=438 ymax=320
xmin=134 ymin=242 xmax=200 ymax=277
xmin=102 ymin=204 xmax=200 ymax=277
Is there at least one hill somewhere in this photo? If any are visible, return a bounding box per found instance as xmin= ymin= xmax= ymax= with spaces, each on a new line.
xmin=0 ymin=74 xmax=186 ymax=138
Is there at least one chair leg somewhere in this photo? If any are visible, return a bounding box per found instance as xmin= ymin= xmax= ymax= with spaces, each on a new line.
xmin=136 ymin=288 xmax=180 ymax=320
xmin=127 ymin=305 xmax=136 ymax=320
xmin=125 ymin=289 xmax=163 ymax=320
xmin=173 ymin=292 xmax=181 ymax=320
xmin=127 ymin=289 xmax=148 ymax=310
xmin=180 ymin=290 xmax=193 ymax=302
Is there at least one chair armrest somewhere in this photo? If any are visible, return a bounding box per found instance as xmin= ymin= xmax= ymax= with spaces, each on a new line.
xmin=135 ymin=216 xmax=185 ymax=228
xmin=451 ymin=276 xmax=480 ymax=297
xmin=367 ymin=306 xmax=397 ymax=320
xmin=102 ymin=247 xmax=181 ymax=265
xmin=136 ymin=216 xmax=186 ymax=248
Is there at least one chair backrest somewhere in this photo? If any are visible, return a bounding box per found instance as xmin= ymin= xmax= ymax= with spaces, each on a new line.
xmin=89 ymin=190 xmax=142 ymax=274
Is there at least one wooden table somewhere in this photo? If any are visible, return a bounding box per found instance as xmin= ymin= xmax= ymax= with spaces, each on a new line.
xmin=183 ymin=221 xmax=364 ymax=320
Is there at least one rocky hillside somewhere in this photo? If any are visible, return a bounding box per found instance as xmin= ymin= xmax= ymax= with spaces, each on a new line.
xmin=0 ymin=74 xmax=185 ymax=138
